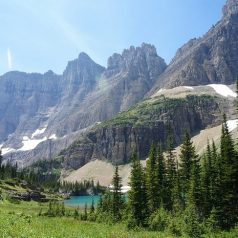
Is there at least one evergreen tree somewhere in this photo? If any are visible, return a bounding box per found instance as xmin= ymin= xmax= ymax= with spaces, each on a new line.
xmin=216 ymin=114 xmax=238 ymax=229
xmin=128 ymin=152 xmax=148 ymax=227
xmin=90 ymin=199 xmax=95 ymax=214
xmin=145 ymin=144 xmax=159 ymax=214
xmin=179 ymin=132 xmax=198 ymax=199
xmin=156 ymin=144 xmax=166 ymax=208
xmin=201 ymin=143 xmax=213 ymax=217
xmin=173 ymin=159 xmax=184 ymax=212
xmin=112 ymin=165 xmax=124 ymax=221
xmin=188 ymin=157 xmax=202 ymax=214
xmin=165 ymin=126 xmax=176 ymax=211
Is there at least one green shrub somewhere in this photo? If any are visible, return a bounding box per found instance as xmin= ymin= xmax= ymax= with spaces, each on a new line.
xmin=149 ymin=207 xmax=169 ymax=232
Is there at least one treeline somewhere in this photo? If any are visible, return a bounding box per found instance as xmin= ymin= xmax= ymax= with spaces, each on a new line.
xmin=0 ymin=155 xmax=104 ymax=196
xmin=90 ymin=115 xmax=238 ymax=237
xmin=0 ymin=155 xmax=60 ymax=191
xmin=60 ymin=180 xmax=104 ymax=195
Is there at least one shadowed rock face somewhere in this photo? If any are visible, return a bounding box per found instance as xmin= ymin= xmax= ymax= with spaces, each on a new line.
xmin=223 ymin=0 xmax=238 ymax=17
xmin=60 ymin=95 xmax=231 ymax=170
xmin=149 ymin=0 xmax=238 ymax=94
xmin=0 ymin=71 xmax=62 ymax=142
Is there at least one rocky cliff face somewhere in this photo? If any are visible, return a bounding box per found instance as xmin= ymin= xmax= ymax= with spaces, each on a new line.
xmin=2 ymin=0 xmax=238 ymax=168
xmin=149 ymin=0 xmax=238 ymax=93
xmin=1 ymin=44 xmax=167 ymax=163
xmin=60 ymin=94 xmax=231 ymax=169
xmin=0 ymin=71 xmax=62 ymax=142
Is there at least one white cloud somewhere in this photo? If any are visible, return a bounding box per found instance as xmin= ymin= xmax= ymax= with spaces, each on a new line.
xmin=7 ymin=48 xmax=13 ymax=70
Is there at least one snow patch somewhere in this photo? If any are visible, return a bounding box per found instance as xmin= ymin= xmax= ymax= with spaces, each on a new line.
xmin=227 ymin=120 xmax=238 ymax=132
xmin=158 ymin=88 xmax=165 ymax=93
xmin=109 ymin=185 xmax=131 ymax=193
xmin=208 ymin=84 xmax=237 ymax=97
xmin=31 ymin=126 xmax=47 ymax=138
xmin=121 ymin=185 xmax=131 ymax=193
xmin=1 ymin=147 xmax=16 ymax=155
xmin=18 ymin=136 xmax=47 ymax=151
xmin=184 ymin=86 xmax=194 ymax=90
xmin=49 ymin=134 xmax=57 ymax=140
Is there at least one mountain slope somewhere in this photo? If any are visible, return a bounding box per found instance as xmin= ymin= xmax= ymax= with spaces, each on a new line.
xmin=59 ymin=85 xmax=235 ymax=170
xmin=1 ymin=44 xmax=167 ymax=164
xmin=149 ymin=0 xmax=238 ymax=94
xmin=63 ymin=117 xmax=238 ymax=187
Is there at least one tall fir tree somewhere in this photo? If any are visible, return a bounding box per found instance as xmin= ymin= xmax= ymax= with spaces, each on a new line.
xmin=112 ymin=165 xmax=124 ymax=221
xmin=128 ymin=152 xmax=148 ymax=227
xmin=145 ymin=143 xmax=159 ymax=214
xmin=201 ymin=143 xmax=213 ymax=217
xmin=165 ymin=125 xmax=177 ymax=211
xmin=179 ymin=131 xmax=198 ymax=203
xmin=156 ymin=144 xmax=166 ymax=208
xmin=216 ymin=114 xmax=238 ymax=229
xmin=188 ymin=157 xmax=202 ymax=214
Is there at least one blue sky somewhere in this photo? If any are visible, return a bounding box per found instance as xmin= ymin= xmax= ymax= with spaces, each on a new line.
xmin=0 ymin=0 xmax=226 ymax=75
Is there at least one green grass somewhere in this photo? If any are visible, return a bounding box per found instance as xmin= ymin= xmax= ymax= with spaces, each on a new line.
xmin=1 ymin=200 xmax=238 ymax=237
xmin=0 ymin=201 xmax=172 ymax=238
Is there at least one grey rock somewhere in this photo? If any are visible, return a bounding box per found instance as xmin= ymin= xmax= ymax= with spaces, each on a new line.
xmin=149 ymin=0 xmax=238 ymax=94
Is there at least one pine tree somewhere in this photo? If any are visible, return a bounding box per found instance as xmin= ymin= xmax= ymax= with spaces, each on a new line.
xmin=216 ymin=114 xmax=238 ymax=229
xmin=179 ymin=131 xmax=198 ymax=199
xmin=90 ymin=199 xmax=95 ymax=214
xmin=145 ymin=144 xmax=159 ymax=214
xmin=164 ymin=126 xmax=176 ymax=211
xmin=128 ymin=152 xmax=148 ymax=227
xmin=112 ymin=165 xmax=124 ymax=221
xmin=156 ymin=144 xmax=166 ymax=207
xmin=173 ymin=159 xmax=184 ymax=212
xmin=201 ymin=143 xmax=213 ymax=217
xmin=188 ymin=157 xmax=202 ymax=214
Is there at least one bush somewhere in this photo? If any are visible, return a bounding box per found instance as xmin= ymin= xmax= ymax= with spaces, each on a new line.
xmin=167 ymin=215 xmax=183 ymax=237
xmin=183 ymin=205 xmax=203 ymax=238
xmin=149 ymin=207 xmax=170 ymax=232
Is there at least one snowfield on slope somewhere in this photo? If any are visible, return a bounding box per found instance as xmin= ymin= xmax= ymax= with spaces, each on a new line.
xmin=227 ymin=119 xmax=238 ymax=132
xmin=31 ymin=126 xmax=47 ymax=138
xmin=208 ymin=84 xmax=237 ymax=97
xmin=18 ymin=136 xmax=48 ymax=151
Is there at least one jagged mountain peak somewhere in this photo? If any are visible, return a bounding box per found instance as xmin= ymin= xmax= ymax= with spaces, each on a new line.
xmin=64 ymin=52 xmax=104 ymax=74
xmin=223 ymin=0 xmax=238 ymax=17
xmin=106 ymin=43 xmax=166 ymax=78
xmin=148 ymin=0 xmax=238 ymax=93
xmin=77 ymin=52 xmax=93 ymax=62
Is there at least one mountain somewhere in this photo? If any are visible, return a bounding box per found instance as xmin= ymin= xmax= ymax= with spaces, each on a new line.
xmin=0 ymin=70 xmax=62 ymax=143
xmin=149 ymin=0 xmax=238 ymax=94
xmin=57 ymin=0 xmax=238 ymax=177
xmin=59 ymin=85 xmax=236 ymax=170
xmin=0 ymin=44 xmax=166 ymax=163
xmin=1 ymin=0 xmax=238 ymax=173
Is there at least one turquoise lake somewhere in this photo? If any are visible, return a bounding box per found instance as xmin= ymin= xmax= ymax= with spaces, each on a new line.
xmin=64 ymin=195 xmax=101 ymax=207
xmin=64 ymin=194 xmax=128 ymax=207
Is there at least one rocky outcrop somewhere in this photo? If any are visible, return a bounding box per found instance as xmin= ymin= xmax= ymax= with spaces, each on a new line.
xmin=48 ymin=43 xmax=167 ymax=136
xmin=0 ymin=71 xmax=62 ymax=142
xmin=149 ymin=0 xmax=238 ymax=93
xmin=223 ymin=0 xmax=238 ymax=17
xmin=61 ymin=95 xmax=230 ymax=169
xmin=8 ymin=190 xmax=48 ymax=202
xmin=1 ymin=44 xmax=167 ymax=164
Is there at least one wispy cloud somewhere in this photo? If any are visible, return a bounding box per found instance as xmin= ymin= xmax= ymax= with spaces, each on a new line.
xmin=7 ymin=48 xmax=12 ymax=70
